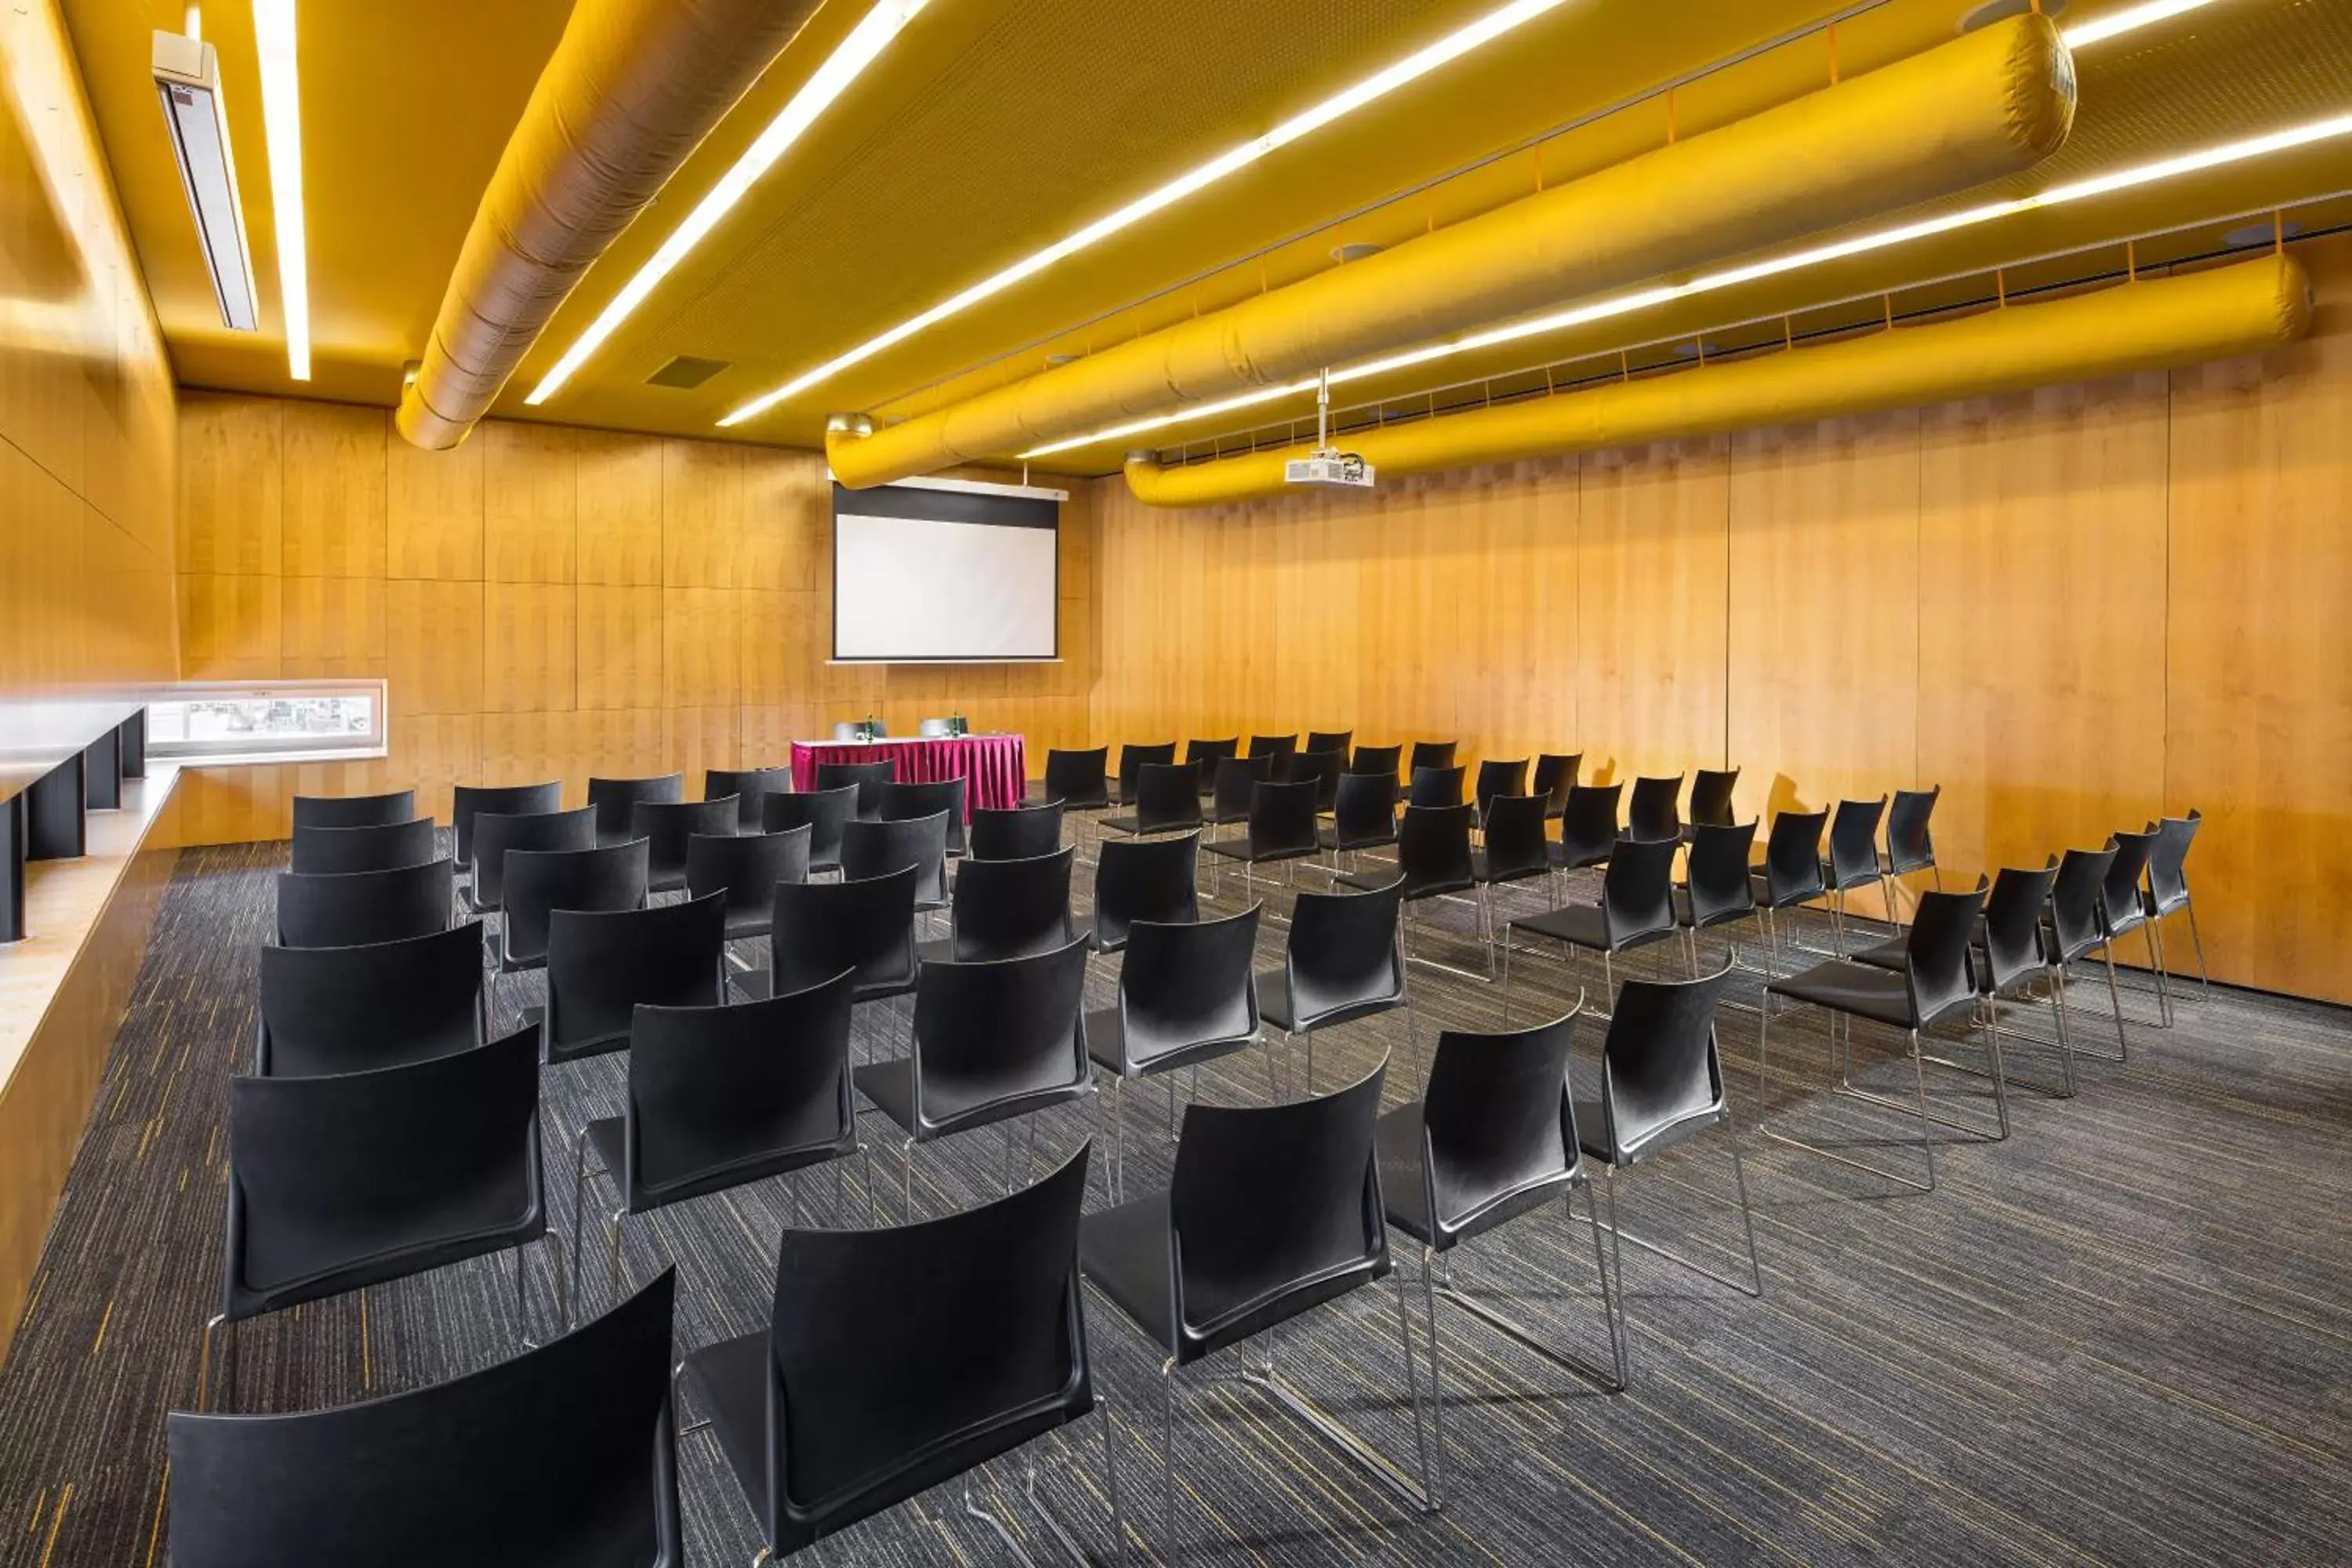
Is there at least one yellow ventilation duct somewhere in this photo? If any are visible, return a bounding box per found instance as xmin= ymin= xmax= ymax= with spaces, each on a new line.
xmin=827 ymin=13 xmax=2076 ymax=488
xmin=396 ymin=0 xmax=821 ymax=450
xmin=1122 ymin=254 xmax=2312 ymax=507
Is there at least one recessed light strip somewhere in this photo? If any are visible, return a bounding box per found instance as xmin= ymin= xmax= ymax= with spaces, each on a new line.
xmin=716 ymin=0 xmax=1579 ymax=426
xmin=525 ymin=0 xmax=931 ymax=405
xmin=1020 ymin=109 xmax=2352 ymax=458
xmin=2061 ymin=0 xmax=2220 ymax=51
xmin=251 ymin=0 xmax=307 ymax=380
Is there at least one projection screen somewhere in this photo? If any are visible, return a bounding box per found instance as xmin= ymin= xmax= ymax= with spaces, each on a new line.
xmin=832 ymin=479 xmax=1062 ymax=662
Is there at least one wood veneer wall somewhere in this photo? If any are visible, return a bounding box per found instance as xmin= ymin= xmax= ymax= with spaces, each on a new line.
xmin=1089 ymin=237 xmax=2352 ymax=1005
xmin=163 ymin=399 xmax=1099 ymax=844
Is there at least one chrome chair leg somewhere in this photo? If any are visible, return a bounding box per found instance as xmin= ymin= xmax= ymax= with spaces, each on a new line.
xmin=197 ymin=1312 xmax=235 ymax=1412
xmin=1755 ymin=1002 xmax=1934 ymax=1192
xmin=1160 ymin=1358 xmax=1182 ymax=1563
xmin=2183 ymin=895 xmax=2212 ymax=999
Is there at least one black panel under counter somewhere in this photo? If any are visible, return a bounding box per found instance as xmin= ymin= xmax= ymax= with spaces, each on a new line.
xmin=118 ymin=709 xmax=147 ymax=779
xmin=85 ymin=726 xmax=123 ymax=811
xmin=1 ymin=793 xmax=23 ymax=944
xmin=24 ymin=753 xmax=86 ymax=862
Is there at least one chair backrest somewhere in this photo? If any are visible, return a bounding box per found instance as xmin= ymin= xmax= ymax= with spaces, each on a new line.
xmin=1245 ymin=779 xmax=1321 ymax=859
xmin=290 ymin=816 xmax=437 ymax=876
xmin=1167 ymin=1062 xmax=1388 ymax=1363
xmin=633 ymin=797 xmax=741 ymax=887
xmin=291 ymin=789 xmax=416 ymax=830
xmin=221 ymin=1026 xmax=544 ymax=1321
xmin=1599 ymin=836 xmax=1679 ymax=947
xmin=1628 ymin=774 xmax=1684 ymax=841
xmin=589 ymin=773 xmax=684 ymax=842
xmin=1688 ymin=768 xmax=1740 ymax=830
xmin=950 ymin=848 xmax=1076 ymax=962
xmin=546 ymin=892 xmax=726 ymax=1062
xmin=1980 ymin=860 xmax=2061 ymax=995
xmin=1041 ymin=747 xmax=1110 ymax=810
xmin=1885 ymin=785 xmax=1940 ymax=874
xmin=2048 ymin=844 xmax=2120 ymax=960
xmin=1284 ymin=879 xmax=1406 ymax=1031
xmin=1394 ymin=802 xmax=1475 ymax=898
xmin=757 ymin=1148 xmax=1091 ymax=1554
xmin=501 ymin=840 xmax=649 ymax=970
xmin=1116 ymin=907 xmax=1261 ymax=1075
xmin=2146 ymin=808 xmax=2201 ymax=913
xmin=1246 ymin=734 xmax=1298 ymax=764
xmin=1759 ymin=808 xmax=1829 ymax=906
xmin=625 ymin=970 xmax=855 ymax=1207
xmin=169 ymin=1270 xmax=681 ymax=1568
xmin=880 ymin=778 xmax=967 ymax=857
xmin=1406 ymin=763 xmax=1465 ymax=808
xmin=1826 ymin=796 xmax=1888 ymax=889
xmin=1346 ymin=742 xmax=1403 ymax=780
xmin=816 ymin=760 xmax=896 ymax=820
xmin=770 ymin=867 xmax=917 ymax=998
xmin=1472 ymin=758 xmax=1529 ymax=821
xmin=1210 ymin=754 xmax=1275 ymax=823
xmin=1305 ymin=729 xmax=1353 ymax=755
xmin=257 ymin=923 xmax=484 ymax=1076
xmin=1558 ymin=782 xmax=1624 ymax=868
xmin=1683 ymin=820 xmax=1759 ymax=928
xmin=275 ymin=859 xmax=453 ymax=949
xmin=908 ymin=937 xmax=1091 ymax=1134
xmin=1479 ymin=794 xmax=1551 ymax=881
xmin=706 ymin=765 xmax=793 ymax=831
xmin=840 ymin=811 xmax=949 ymax=907
xmin=1531 ymin=753 xmax=1581 ymax=816
xmin=1183 ymin=737 xmax=1239 ymax=779
xmin=471 ymin=804 xmax=597 ymax=909
xmin=1114 ymin=742 xmax=1176 ymax=800
xmin=764 ymin=785 xmax=856 ymax=870
xmin=2102 ymin=828 xmax=2160 ymax=933
xmin=1328 ymin=770 xmax=1399 ymax=850
xmin=1419 ymin=1014 xmax=1581 ymax=1243
xmin=967 ymin=801 xmax=1064 ymax=862
xmin=453 ymin=781 xmax=562 ymax=870
xmin=1407 ymin=740 xmax=1457 ymax=776
xmin=1904 ymin=884 xmax=1988 ymax=1025
xmin=686 ymin=826 xmax=809 ymax=927
xmin=1597 ymin=966 xmax=1733 ymax=1163
xmin=1287 ymin=746 xmax=1345 ymax=811
xmin=1131 ymin=760 xmax=1204 ymax=833
xmin=1091 ymin=832 xmax=1200 ymax=952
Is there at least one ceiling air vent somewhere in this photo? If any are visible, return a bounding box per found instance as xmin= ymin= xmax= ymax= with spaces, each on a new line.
xmin=645 ymin=355 xmax=730 ymax=390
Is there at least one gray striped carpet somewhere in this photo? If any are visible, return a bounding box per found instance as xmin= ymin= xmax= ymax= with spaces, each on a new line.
xmin=2 ymin=835 xmax=2348 ymax=1566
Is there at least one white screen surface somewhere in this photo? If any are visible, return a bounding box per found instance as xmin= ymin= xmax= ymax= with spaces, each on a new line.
xmin=833 ymin=485 xmax=1059 ymax=661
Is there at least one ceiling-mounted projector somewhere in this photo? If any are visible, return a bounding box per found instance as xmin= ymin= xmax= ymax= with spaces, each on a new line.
xmin=1286 ymin=370 xmax=1375 ymax=490
xmin=153 ymin=28 xmax=260 ymax=332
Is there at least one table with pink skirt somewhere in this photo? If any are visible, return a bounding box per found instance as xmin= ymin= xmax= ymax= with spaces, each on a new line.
xmin=788 ymin=735 xmax=1028 ymax=821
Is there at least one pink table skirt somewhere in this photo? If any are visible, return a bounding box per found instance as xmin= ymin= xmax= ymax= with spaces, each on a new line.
xmin=790 ymin=735 xmax=1028 ymax=819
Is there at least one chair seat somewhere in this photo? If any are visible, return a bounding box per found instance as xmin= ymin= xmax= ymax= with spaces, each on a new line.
xmin=1084 ymin=1007 xmax=1258 ymax=1080
xmin=1472 ymin=851 xmax=1547 ymax=887
xmin=720 ymin=910 xmax=770 ymax=945
xmin=1076 ymin=1195 xmax=1178 ymax=1351
xmin=1749 ymin=869 xmax=1824 ymax=910
xmin=1372 ymin=1108 xmax=1442 ymax=1249
xmin=852 ymin=1058 xmax=1087 ymax=1143
xmin=1319 ymin=825 xmax=1396 ymax=852
xmin=1766 ymin=959 xmax=1916 ymax=1029
xmin=1548 ymin=841 xmax=1610 ymax=871
xmin=1254 ymin=968 xmax=1399 ymax=1036
xmin=1335 ymin=869 xmax=1471 ymax=902
xmin=1879 ymin=851 xmax=1934 ymax=877
xmin=679 ymin=1331 xmax=775 ymax=1541
xmin=583 ymin=1114 xmax=629 ymax=1200
xmin=1673 ymin=887 xmax=1754 ymax=931
xmin=1574 ymin=1098 xmax=1726 ymax=1170
xmin=1203 ymin=839 xmax=1316 ymax=865
xmin=916 ymin=935 xmax=955 ymax=965
xmin=1512 ymin=902 xmax=1673 ymax=953
xmin=728 ymin=967 xmax=914 ymax=1006
xmin=1819 ymin=857 xmax=1878 ymax=892
xmin=1851 ymin=933 xmax=1909 ymax=972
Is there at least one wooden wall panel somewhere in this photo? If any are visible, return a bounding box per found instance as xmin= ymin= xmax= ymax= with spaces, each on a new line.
xmin=385 ymin=579 xmax=486 ymax=717
xmin=483 ymin=580 xmax=575 ymax=713
xmin=279 ymin=401 xmax=387 ymax=579
xmin=483 ymin=420 xmax=577 ymax=583
xmin=576 ymin=433 xmax=665 ymax=585
xmin=176 ymin=394 xmax=279 ymax=575
xmin=280 ymin=573 xmax=387 ymax=677
xmin=386 ymin=430 xmax=484 ymax=581
xmin=176 ymin=574 xmax=281 ymax=681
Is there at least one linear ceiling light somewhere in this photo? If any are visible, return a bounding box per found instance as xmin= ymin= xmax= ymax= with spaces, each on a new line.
xmin=716 ymin=0 xmax=1578 ymax=426
xmin=524 ymin=0 xmax=931 ymax=406
xmin=251 ymin=0 xmax=307 ymax=379
xmin=2061 ymin=0 xmax=2220 ymax=50
xmin=1020 ymin=108 xmax=2352 ymax=457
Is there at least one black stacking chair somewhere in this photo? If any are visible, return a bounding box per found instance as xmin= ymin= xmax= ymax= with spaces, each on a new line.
xmin=1504 ymin=836 xmax=1680 ymax=1022
xmin=1102 ymin=760 xmax=1203 ymax=840
xmin=275 ymin=858 xmax=453 ymax=949
xmin=739 ymin=867 xmax=919 ymax=1014
xmin=1377 ymin=1011 xmax=1623 ymax=1453
xmin=539 ymin=892 xmax=725 ymax=1065
xmin=492 ymin=840 xmax=649 ymax=1011
xmin=1676 ymin=820 xmax=1760 ymax=971
xmin=1532 ymin=753 xmax=1581 ymax=821
xmin=1748 ymin=807 xmax=1830 ymax=974
xmin=1627 ymin=774 xmax=1683 ymax=843
xmin=1549 ymin=782 xmax=1626 ymax=902
xmin=684 ymin=1148 xmax=1114 ymax=1566
xmin=1183 ymin=736 xmax=1240 ymax=797
xmin=1408 ymin=740 xmax=1457 ymax=776
xmin=1287 ymin=746 xmax=1345 ymax=813
xmin=764 ymin=785 xmax=855 ymax=877
xmin=880 ymin=778 xmax=967 ymax=859
xmin=1090 ymin=906 xmax=1265 ymax=1198
xmin=569 ymin=972 xmax=857 ymax=1317
xmin=1407 ymin=763 xmax=1465 ymax=808
xmin=1342 ymin=802 xmax=1483 ymax=981
xmin=1306 ymin=729 xmax=1353 ymax=755
xmin=1758 ymin=884 xmax=1992 ymax=1192
xmin=2143 ymin=808 xmax=2209 ymax=998
xmin=291 ymin=789 xmax=416 ymax=830
xmin=1246 ymin=734 xmax=1298 ymax=768
xmin=853 ymin=937 xmax=1092 ymax=1218
xmin=589 ymin=773 xmax=683 ymax=848
xmin=927 ymin=847 xmax=1078 ymax=963
xmin=686 ymin=825 xmax=808 ymax=946
xmin=815 ymin=759 xmax=895 ymax=822
xmin=840 ymin=811 xmax=949 ymax=913
xmin=1878 ymin=785 xmax=1942 ymax=913
xmin=1348 ymin=742 xmax=1403 ymax=780
xmin=1819 ymin=795 xmax=1889 ymax=951
xmin=173 ymin=1271 xmax=681 ymax=1567
xmin=1203 ymin=753 xmax=1276 ymax=841
xmin=1580 ymin=966 xmax=1762 ymax=1374
xmin=633 ymin=796 xmax=739 ymax=895
xmin=200 ymin=1028 xmax=552 ymax=1411
xmin=1089 ymin=831 xmax=1201 ymax=954
xmin=1258 ymin=879 xmax=1409 ymax=1094
xmin=256 ymin=923 xmax=486 ymax=1076
xmin=1473 ymin=794 xmax=1551 ymax=918
xmin=706 ymin=765 xmax=793 ymax=832
xmin=467 ymin=804 xmax=597 ymax=916
xmin=1080 ymin=1062 xmax=1436 ymax=1555
xmin=452 ymin=780 xmax=561 ymax=895
xmin=2045 ymin=844 xmax=2129 ymax=1060
xmin=290 ymin=816 xmax=437 ymax=875
xmin=1109 ymin=741 xmax=1177 ymax=807
xmin=1203 ymin=778 xmax=1319 ymax=910
xmin=1682 ymin=768 xmax=1740 ymax=840
xmin=1319 ymin=768 xmax=1399 ymax=871
xmin=2102 ymin=826 xmax=2174 ymax=1028
xmin=1030 ymin=745 xmax=1110 ymax=811
xmin=968 ymin=800 xmax=1064 ymax=862
xmin=1471 ymin=758 xmax=1529 ymax=824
